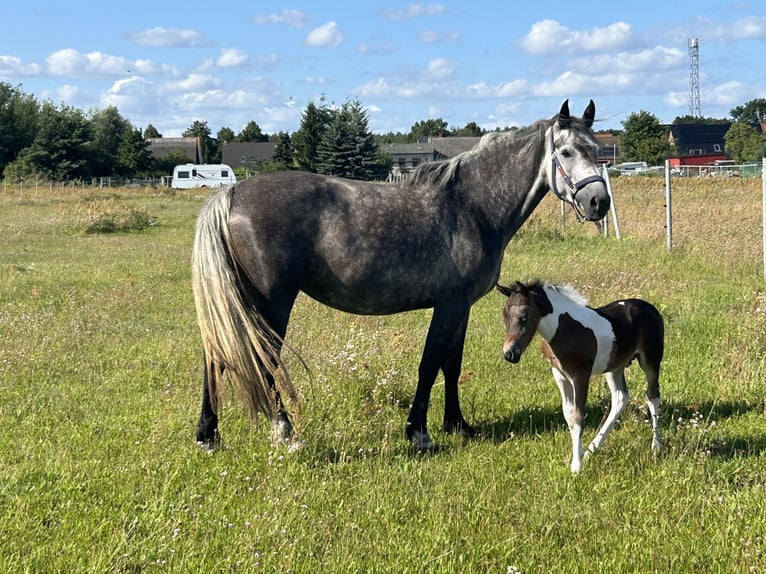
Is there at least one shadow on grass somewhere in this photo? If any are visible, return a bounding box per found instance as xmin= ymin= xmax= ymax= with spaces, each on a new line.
xmin=475 ymin=398 xmax=766 ymax=461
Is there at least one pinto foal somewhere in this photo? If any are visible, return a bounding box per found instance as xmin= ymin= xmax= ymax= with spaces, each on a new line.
xmin=497 ymin=281 xmax=664 ymax=472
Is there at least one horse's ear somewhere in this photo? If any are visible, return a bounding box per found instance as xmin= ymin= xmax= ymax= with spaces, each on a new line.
xmin=558 ymin=99 xmax=571 ymax=128
xmin=583 ymin=99 xmax=596 ymax=128
xmin=496 ymin=283 xmax=512 ymax=297
xmin=514 ymin=281 xmax=528 ymax=295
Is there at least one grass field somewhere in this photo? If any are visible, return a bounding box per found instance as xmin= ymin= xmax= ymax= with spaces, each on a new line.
xmin=1 ymin=176 xmax=764 ymax=573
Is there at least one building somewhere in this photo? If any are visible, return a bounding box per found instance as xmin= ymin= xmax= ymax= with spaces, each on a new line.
xmin=594 ymin=133 xmax=620 ymax=166
xmin=667 ymin=123 xmax=731 ymax=161
xmin=380 ymin=136 xmax=481 ymax=173
xmin=222 ymin=141 xmax=277 ymax=170
xmin=146 ymin=137 xmax=200 ymax=163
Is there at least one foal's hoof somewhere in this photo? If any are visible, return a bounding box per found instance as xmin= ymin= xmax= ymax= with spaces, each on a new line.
xmin=196 ymin=429 xmax=222 ymax=452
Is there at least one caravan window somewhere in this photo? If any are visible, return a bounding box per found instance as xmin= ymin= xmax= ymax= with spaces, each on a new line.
xmin=177 ymin=170 xmax=190 ymax=179
xmin=221 ymin=170 xmax=229 ymax=177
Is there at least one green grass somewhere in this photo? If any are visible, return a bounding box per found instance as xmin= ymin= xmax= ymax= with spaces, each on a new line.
xmin=0 ymin=181 xmax=764 ymax=572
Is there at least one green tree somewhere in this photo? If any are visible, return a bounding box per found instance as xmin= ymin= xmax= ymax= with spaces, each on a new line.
xmin=730 ymin=98 xmax=766 ymax=123
xmin=0 ymin=83 xmax=38 ymax=176
xmin=292 ymin=101 xmax=331 ymax=172
xmin=411 ymin=118 xmax=448 ymax=140
xmin=154 ymin=150 xmax=191 ymax=177
xmin=316 ymin=100 xmax=378 ymax=180
xmin=88 ymin=106 xmax=132 ymax=176
xmin=16 ymin=101 xmax=92 ymax=180
xmin=237 ymin=121 xmax=268 ymax=142
xmin=144 ymin=123 xmax=162 ymax=138
xmin=451 ymin=121 xmax=484 ymax=137
xmin=183 ymin=120 xmax=212 ymax=163
xmin=272 ymin=131 xmax=293 ymax=168
xmin=618 ymin=110 xmax=671 ymax=165
xmin=672 ymin=115 xmax=729 ymax=125
xmin=724 ymin=122 xmax=766 ymax=163
xmin=116 ymin=126 xmax=154 ymax=177
xmin=212 ymin=127 xmax=235 ymax=166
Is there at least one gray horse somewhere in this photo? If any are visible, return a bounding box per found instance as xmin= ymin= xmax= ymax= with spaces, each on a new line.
xmin=191 ymin=99 xmax=610 ymax=451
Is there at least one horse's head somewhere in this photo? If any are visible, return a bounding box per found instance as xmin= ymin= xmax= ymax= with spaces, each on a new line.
xmin=546 ymin=99 xmax=610 ymax=221
xmin=496 ymin=281 xmax=547 ymax=364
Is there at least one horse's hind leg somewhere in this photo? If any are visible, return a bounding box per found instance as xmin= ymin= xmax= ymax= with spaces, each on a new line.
xmin=638 ymin=354 xmax=662 ymax=451
xmin=196 ymin=353 xmax=222 ymax=451
xmin=586 ymin=368 xmax=630 ymax=457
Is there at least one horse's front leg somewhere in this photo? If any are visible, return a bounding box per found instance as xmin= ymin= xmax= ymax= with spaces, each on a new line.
xmin=406 ymin=302 xmax=469 ymax=450
xmin=552 ymin=366 xmax=586 ymax=472
xmin=441 ymin=310 xmax=475 ymax=437
xmin=195 ymin=353 xmax=221 ymax=451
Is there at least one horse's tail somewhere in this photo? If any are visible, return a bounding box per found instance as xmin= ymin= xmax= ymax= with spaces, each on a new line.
xmin=191 ymin=186 xmax=296 ymax=420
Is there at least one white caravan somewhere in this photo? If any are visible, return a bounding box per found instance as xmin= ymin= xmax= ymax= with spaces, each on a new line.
xmin=171 ymin=164 xmax=236 ymax=189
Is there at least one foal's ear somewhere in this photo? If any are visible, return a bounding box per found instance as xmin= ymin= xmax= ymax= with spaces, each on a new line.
xmin=495 ymin=283 xmax=512 ymax=297
xmin=583 ymin=99 xmax=596 ymax=128
xmin=558 ymin=99 xmax=571 ymax=129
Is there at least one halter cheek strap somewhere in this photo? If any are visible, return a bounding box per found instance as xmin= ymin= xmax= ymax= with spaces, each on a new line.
xmin=549 ymin=128 xmax=606 ymax=221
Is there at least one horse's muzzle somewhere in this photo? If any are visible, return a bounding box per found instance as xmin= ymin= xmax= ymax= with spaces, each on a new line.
xmin=577 ymin=183 xmax=611 ymax=221
xmin=503 ymin=345 xmax=522 ymax=363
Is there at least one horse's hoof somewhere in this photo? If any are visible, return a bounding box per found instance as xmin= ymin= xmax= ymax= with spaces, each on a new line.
xmin=444 ymin=420 xmax=476 ymax=438
xmin=196 ymin=429 xmax=222 ymax=452
xmin=270 ymin=416 xmax=295 ymax=446
xmin=410 ymin=429 xmax=436 ymax=452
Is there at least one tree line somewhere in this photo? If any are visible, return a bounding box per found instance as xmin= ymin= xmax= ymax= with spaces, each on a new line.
xmin=1 ymin=81 xmax=764 ymax=182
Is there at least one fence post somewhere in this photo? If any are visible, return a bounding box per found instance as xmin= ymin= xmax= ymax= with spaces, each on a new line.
xmin=664 ymin=160 xmax=673 ymax=252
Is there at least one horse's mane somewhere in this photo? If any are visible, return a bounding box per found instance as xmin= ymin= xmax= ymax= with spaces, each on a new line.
xmin=407 ymin=118 xmax=552 ymax=189
xmin=548 ymin=283 xmax=589 ymax=306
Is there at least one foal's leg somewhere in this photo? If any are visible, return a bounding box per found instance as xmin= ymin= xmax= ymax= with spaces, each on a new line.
xmin=406 ymin=302 xmax=470 ymax=450
xmin=586 ymin=368 xmax=630 ymax=456
xmin=195 ymin=353 xmax=222 ymax=450
xmin=552 ymin=367 xmax=585 ymax=473
xmin=638 ymin=355 xmax=662 ymax=451
xmin=441 ymin=311 xmax=475 ymax=437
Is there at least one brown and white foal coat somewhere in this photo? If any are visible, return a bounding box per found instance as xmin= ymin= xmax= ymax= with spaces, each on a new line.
xmin=497 ymin=281 xmax=664 ymax=472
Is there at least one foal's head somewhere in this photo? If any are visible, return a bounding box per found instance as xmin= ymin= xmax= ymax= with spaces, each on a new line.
xmin=496 ymin=281 xmax=550 ymax=363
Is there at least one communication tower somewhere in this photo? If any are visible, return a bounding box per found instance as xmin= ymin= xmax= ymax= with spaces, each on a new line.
xmin=688 ymin=38 xmax=701 ymax=117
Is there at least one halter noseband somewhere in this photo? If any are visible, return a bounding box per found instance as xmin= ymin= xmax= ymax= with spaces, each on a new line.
xmin=549 ymin=127 xmax=606 ymax=222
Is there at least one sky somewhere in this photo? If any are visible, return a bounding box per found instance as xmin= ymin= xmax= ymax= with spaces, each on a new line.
xmin=0 ymin=1 xmax=764 ymax=138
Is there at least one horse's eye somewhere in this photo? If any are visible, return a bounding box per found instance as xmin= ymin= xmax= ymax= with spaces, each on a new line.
xmin=561 ymin=149 xmax=572 ymax=158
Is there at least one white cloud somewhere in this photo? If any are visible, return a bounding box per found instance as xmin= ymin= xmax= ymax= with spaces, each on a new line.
xmin=419 ymin=30 xmax=461 ymax=43
xmin=252 ymin=9 xmax=310 ymax=28
xmin=46 ymin=48 xmax=170 ymax=77
xmin=706 ymin=16 xmax=766 ymax=40
xmin=357 ymin=42 xmax=398 ymax=55
xmin=520 ymin=20 xmax=633 ymax=55
xmin=304 ymin=22 xmax=344 ymax=48
xmin=465 ymin=79 xmax=527 ymax=99
xmin=381 ymin=4 xmax=449 ymax=21
xmin=162 ymin=73 xmax=221 ymax=94
xmin=216 ymin=49 xmax=249 ymax=68
xmin=0 ymin=55 xmax=40 ymax=77
xmin=128 ymin=27 xmax=202 ymax=47
xmin=423 ymin=58 xmax=457 ymax=80
xmin=571 ymin=46 xmax=685 ymax=74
